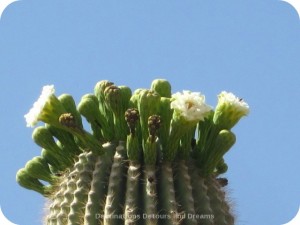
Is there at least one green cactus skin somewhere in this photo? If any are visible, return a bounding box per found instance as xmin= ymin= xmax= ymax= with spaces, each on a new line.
xmin=173 ymin=160 xmax=197 ymax=225
xmin=47 ymin=175 xmax=69 ymax=225
xmin=205 ymin=176 xmax=235 ymax=225
xmin=68 ymin=152 xmax=96 ymax=225
xmin=143 ymin=164 xmax=159 ymax=225
xmin=189 ymin=167 xmax=213 ymax=225
xmin=103 ymin=141 xmax=127 ymax=225
xmin=124 ymin=161 xmax=142 ymax=225
xmin=84 ymin=142 xmax=116 ymax=225
xmin=18 ymin=79 xmax=249 ymax=225
xmin=56 ymin=172 xmax=77 ymax=224
xmin=158 ymin=162 xmax=179 ymax=225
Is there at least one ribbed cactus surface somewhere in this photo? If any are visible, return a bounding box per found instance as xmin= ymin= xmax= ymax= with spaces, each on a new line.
xmin=17 ymin=79 xmax=249 ymax=225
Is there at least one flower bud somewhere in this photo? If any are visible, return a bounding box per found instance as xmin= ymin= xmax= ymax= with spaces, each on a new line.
xmin=203 ymin=129 xmax=236 ymax=175
xmin=16 ymin=168 xmax=49 ymax=196
xmin=125 ymin=108 xmax=140 ymax=135
xmin=151 ymin=79 xmax=171 ymax=98
xmin=25 ymin=156 xmax=57 ymax=184
xmin=137 ymin=90 xmax=160 ymax=142
xmin=148 ymin=115 xmax=161 ymax=143
xmin=58 ymin=94 xmax=83 ymax=129
xmin=77 ymin=94 xmax=109 ymax=140
xmin=32 ymin=127 xmax=60 ymax=151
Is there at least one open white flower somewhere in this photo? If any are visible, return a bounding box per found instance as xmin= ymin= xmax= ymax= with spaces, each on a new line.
xmin=24 ymin=85 xmax=55 ymax=127
xmin=171 ymin=90 xmax=212 ymax=122
xmin=217 ymin=91 xmax=249 ymax=116
xmin=213 ymin=91 xmax=249 ymax=129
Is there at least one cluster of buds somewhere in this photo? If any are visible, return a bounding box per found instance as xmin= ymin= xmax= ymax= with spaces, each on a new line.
xmin=18 ymin=78 xmax=249 ymax=195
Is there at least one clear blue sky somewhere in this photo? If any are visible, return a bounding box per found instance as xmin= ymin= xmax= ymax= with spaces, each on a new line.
xmin=1 ymin=1 xmax=300 ymax=225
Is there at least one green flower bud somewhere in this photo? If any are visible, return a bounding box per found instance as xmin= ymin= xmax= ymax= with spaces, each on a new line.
xmin=119 ymin=85 xmax=132 ymax=112
xmin=77 ymin=94 xmax=108 ymax=141
xmin=215 ymin=158 xmax=228 ymax=175
xmin=33 ymin=127 xmax=74 ymax=167
xmin=82 ymin=93 xmax=100 ymax=105
xmin=94 ymin=80 xmax=114 ymax=99
xmin=45 ymin=124 xmax=81 ymax=156
xmin=32 ymin=127 xmax=61 ymax=152
xmin=58 ymin=94 xmax=83 ymax=129
xmin=203 ymin=129 xmax=236 ymax=175
xmin=94 ymin=80 xmax=114 ymax=115
xmin=44 ymin=109 xmax=104 ymax=156
xmin=94 ymin=81 xmax=114 ymax=135
xmin=16 ymin=168 xmax=50 ymax=196
xmin=215 ymin=129 xmax=236 ymax=155
xmin=128 ymin=91 xmax=145 ymax=147
xmin=25 ymin=156 xmax=57 ymax=184
xmin=129 ymin=88 xmax=144 ymax=108
xmin=137 ymin=89 xmax=160 ymax=142
xmin=41 ymin=148 xmax=65 ymax=172
xmin=150 ymin=79 xmax=171 ymax=98
xmin=104 ymin=85 xmax=122 ymax=114
xmin=104 ymin=85 xmax=131 ymax=140
xmin=158 ymin=97 xmax=173 ymax=150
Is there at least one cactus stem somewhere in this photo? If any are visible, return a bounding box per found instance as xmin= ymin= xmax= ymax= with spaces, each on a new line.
xmin=205 ymin=177 xmax=234 ymax=225
xmin=45 ymin=175 xmax=68 ymax=224
xmin=157 ymin=161 xmax=179 ymax=225
xmin=143 ymin=164 xmax=158 ymax=225
xmin=56 ymin=171 xmax=77 ymax=224
xmin=173 ymin=160 xmax=197 ymax=225
xmin=84 ymin=142 xmax=117 ymax=225
xmin=104 ymin=141 xmax=127 ymax=225
xmin=67 ymin=152 xmax=96 ymax=225
xmin=124 ymin=161 xmax=142 ymax=225
xmin=189 ymin=164 xmax=214 ymax=225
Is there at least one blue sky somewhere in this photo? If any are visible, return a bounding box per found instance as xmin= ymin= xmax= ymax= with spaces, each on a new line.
xmin=0 ymin=1 xmax=300 ymax=224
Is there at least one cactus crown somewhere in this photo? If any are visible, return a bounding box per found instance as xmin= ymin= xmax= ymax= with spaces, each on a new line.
xmin=17 ymin=79 xmax=249 ymax=225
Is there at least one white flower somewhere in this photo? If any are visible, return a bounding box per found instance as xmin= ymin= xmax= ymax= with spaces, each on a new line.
xmin=213 ymin=91 xmax=249 ymax=129
xmin=24 ymin=85 xmax=55 ymax=127
xmin=171 ymin=90 xmax=212 ymax=122
xmin=218 ymin=91 xmax=249 ymax=116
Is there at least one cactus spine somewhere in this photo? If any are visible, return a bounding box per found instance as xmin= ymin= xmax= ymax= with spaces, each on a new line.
xmin=17 ymin=80 xmax=249 ymax=225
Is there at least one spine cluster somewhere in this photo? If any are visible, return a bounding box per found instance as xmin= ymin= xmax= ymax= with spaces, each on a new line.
xmin=17 ymin=79 xmax=249 ymax=225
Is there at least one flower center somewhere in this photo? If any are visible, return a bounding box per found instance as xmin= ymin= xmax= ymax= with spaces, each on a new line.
xmin=186 ymin=101 xmax=194 ymax=109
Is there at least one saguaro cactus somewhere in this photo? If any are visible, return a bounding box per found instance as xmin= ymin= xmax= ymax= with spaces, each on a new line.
xmin=17 ymin=79 xmax=249 ymax=225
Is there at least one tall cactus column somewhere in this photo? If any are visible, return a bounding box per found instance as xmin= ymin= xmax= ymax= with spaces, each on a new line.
xmin=17 ymin=79 xmax=249 ymax=225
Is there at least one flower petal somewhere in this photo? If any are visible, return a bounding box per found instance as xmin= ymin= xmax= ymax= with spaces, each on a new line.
xmin=24 ymin=85 xmax=55 ymax=127
xmin=171 ymin=90 xmax=212 ymax=122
